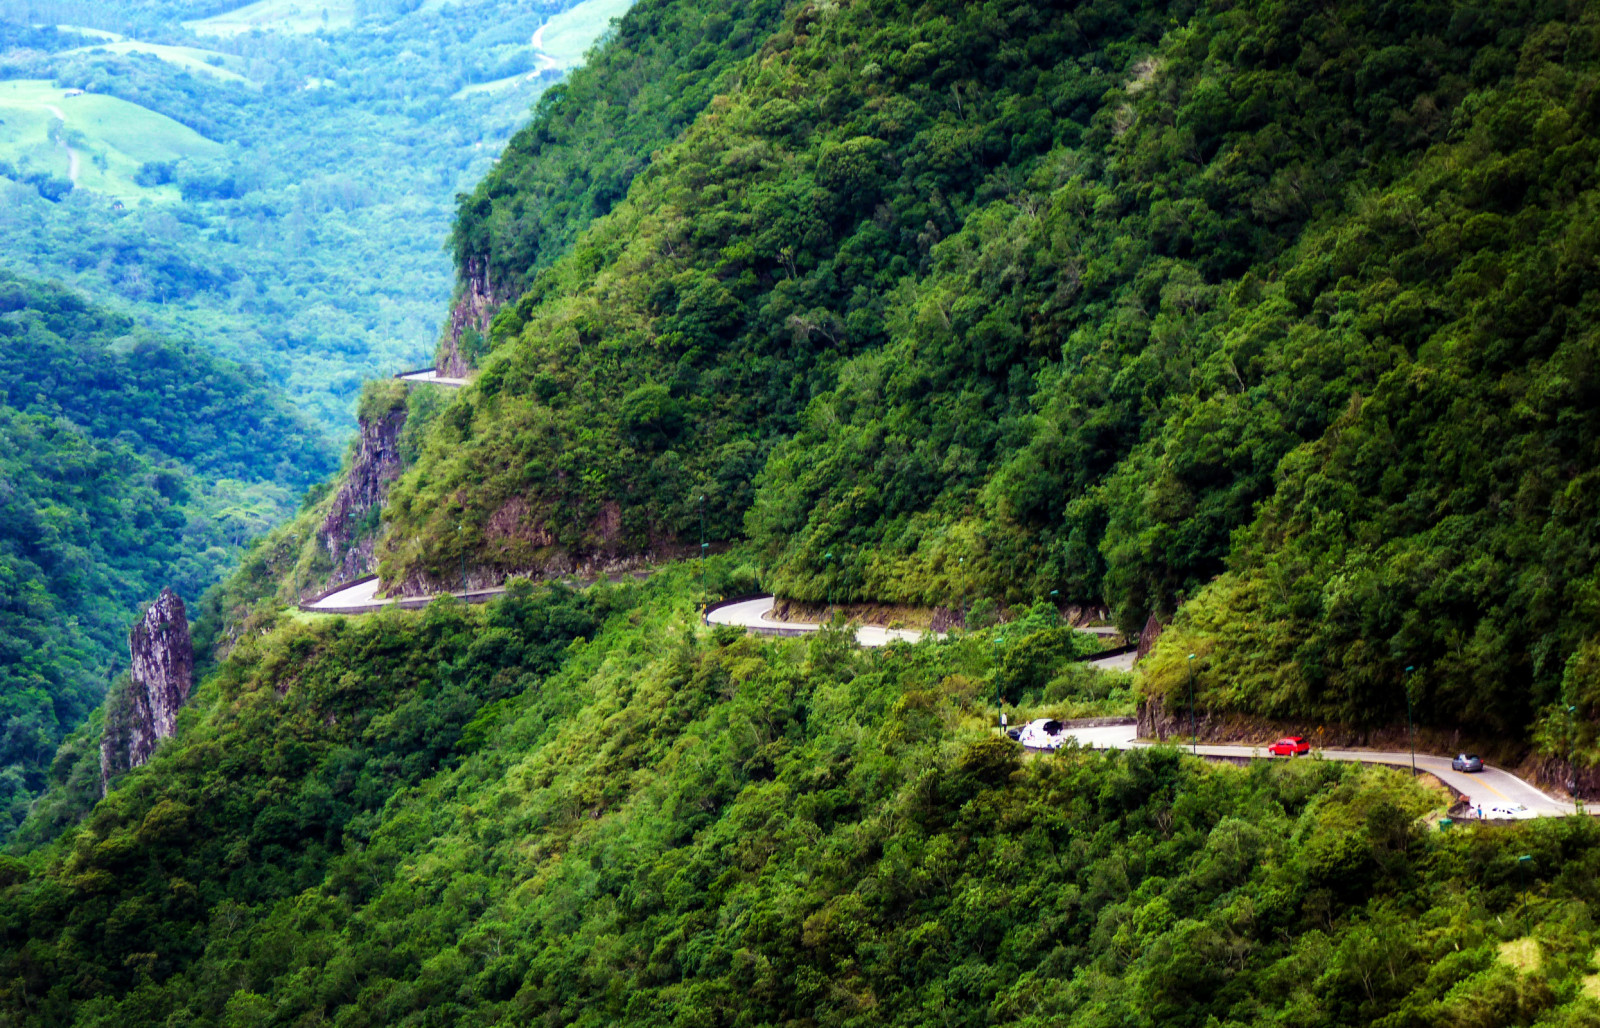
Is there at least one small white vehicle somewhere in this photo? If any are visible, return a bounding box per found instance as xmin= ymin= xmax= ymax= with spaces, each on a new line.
xmin=1015 ymin=718 xmax=1070 ymax=750
xmin=1481 ymin=803 xmax=1536 ymax=820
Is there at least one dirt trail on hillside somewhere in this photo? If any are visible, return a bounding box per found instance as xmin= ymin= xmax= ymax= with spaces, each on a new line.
xmin=44 ymin=103 xmax=81 ymax=183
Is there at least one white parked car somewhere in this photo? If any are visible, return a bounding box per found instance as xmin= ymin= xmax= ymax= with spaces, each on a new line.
xmin=1015 ymin=718 xmax=1070 ymax=750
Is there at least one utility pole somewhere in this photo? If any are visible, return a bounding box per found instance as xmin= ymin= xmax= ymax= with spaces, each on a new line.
xmin=458 ymin=522 xmax=467 ymax=594
xmin=1404 ymin=665 xmax=1418 ymax=778
xmin=699 ymin=495 xmax=707 ymax=603
xmin=1187 ymin=653 xmax=1197 ymax=755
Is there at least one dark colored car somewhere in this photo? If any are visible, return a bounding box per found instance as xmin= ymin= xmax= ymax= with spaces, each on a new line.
xmin=1451 ymin=753 xmax=1484 ymax=772
xmin=1267 ymin=735 xmax=1310 ymax=756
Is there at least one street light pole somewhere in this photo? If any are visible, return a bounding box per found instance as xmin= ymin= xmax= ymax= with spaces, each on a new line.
xmin=1187 ymin=653 xmax=1197 ymax=755
xmin=996 ymin=635 xmax=1005 ymax=730
xmin=1404 ymin=665 xmax=1417 ymax=778
xmin=1569 ymin=704 xmax=1582 ymax=814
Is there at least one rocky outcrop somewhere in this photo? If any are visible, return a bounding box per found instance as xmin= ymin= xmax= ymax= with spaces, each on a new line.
xmin=101 ymin=589 xmax=193 ymax=791
xmin=321 ymin=401 xmax=409 ymax=583
xmin=439 ymin=256 xmax=509 ymax=378
xmin=1134 ymin=614 xmax=1165 ymax=663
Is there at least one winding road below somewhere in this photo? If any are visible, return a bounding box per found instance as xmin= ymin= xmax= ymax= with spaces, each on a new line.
xmin=1063 ymin=722 xmax=1574 ymax=818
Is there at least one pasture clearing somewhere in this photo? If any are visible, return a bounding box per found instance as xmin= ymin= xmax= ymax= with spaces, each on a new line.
xmin=0 ymin=80 xmax=224 ymax=202
xmin=535 ymin=0 xmax=633 ymax=66
xmin=60 ymin=41 xmax=254 ymax=85
xmin=184 ymin=0 xmax=357 ymax=36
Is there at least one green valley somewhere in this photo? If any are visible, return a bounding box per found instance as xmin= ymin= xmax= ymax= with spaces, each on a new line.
xmin=0 ymin=270 xmax=332 ymax=838
xmin=0 ymin=0 xmax=642 ymax=432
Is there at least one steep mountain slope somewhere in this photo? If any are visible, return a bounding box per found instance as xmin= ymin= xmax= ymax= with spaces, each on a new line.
xmin=12 ymin=2 xmax=1600 ymax=1024
xmin=381 ymin=0 xmax=1176 ymax=588
xmin=0 ymin=271 xmax=333 ymax=838
xmin=450 ymin=0 xmax=789 ymax=301
xmin=380 ymin=0 xmax=1600 ymax=747
xmin=6 ymin=570 xmax=1600 ymax=1026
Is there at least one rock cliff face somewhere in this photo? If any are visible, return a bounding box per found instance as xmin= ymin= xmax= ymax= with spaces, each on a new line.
xmin=321 ymin=402 xmax=408 ymax=583
xmin=438 ymin=256 xmax=509 ymax=378
xmin=1135 ymin=614 xmax=1165 ymax=663
xmin=100 ymin=589 xmax=193 ymax=791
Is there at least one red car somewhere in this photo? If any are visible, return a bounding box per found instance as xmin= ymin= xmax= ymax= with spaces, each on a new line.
xmin=1268 ymin=735 xmax=1310 ymax=756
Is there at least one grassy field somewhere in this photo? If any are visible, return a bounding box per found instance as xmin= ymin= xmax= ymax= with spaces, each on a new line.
xmin=451 ymin=71 xmax=540 ymax=100
xmin=535 ymin=0 xmax=633 ymax=65
xmin=0 ymin=80 xmax=224 ymax=202
xmin=54 ymin=25 xmax=126 ymax=42
xmin=60 ymin=41 xmax=254 ymax=85
xmin=184 ymin=0 xmax=358 ymax=37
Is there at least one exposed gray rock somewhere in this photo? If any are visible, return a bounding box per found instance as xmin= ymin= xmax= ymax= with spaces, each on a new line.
xmin=100 ymin=588 xmax=193 ymax=791
xmin=321 ymin=401 xmax=408 ymax=583
xmin=1135 ymin=613 xmax=1165 ymax=663
xmin=439 ymin=255 xmax=508 ymax=378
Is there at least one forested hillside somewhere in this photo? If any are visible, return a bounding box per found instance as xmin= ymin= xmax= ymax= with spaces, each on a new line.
xmin=5 ymin=569 xmax=1600 ymax=1027
xmin=379 ymin=0 xmax=1600 ymax=748
xmin=0 ymin=271 xmax=332 ymax=838
xmin=452 ymin=0 xmax=788 ymax=300
xmin=11 ymin=0 xmax=1600 ymax=1023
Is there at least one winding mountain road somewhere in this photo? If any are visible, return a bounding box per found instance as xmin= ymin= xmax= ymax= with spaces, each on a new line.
xmin=1063 ymin=723 xmax=1574 ymax=817
xmin=705 ymin=596 xmax=926 ymax=647
xmin=303 ymin=389 xmax=1570 ymax=817
xmin=397 ymin=369 xmax=471 ymax=386
xmin=704 ymin=595 xmax=1138 ymax=670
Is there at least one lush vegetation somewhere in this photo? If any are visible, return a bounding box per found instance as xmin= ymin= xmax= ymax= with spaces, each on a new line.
xmin=0 ymin=270 xmax=332 ymax=839
xmin=0 ymin=0 xmax=627 ymax=433
xmin=451 ymin=0 xmax=787 ymax=298
xmin=11 ymin=0 xmax=1600 ymax=1021
xmin=6 ymin=568 xmax=1600 ymax=1026
xmin=371 ymin=0 xmax=1600 ymax=748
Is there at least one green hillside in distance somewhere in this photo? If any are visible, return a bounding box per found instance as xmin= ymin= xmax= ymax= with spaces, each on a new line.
xmin=0 ymin=0 xmax=637 ymax=434
xmin=0 ymin=270 xmax=334 ymax=841
xmin=385 ymin=0 xmax=1600 ymax=753
xmin=0 ymin=78 xmax=225 ymax=202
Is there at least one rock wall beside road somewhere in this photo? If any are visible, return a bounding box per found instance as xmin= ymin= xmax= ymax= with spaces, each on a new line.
xmin=322 ymin=400 xmax=408 ymax=583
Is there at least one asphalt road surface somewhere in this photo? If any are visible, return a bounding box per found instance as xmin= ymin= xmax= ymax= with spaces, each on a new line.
xmin=1062 ymin=723 xmax=1573 ymax=818
xmin=705 ymin=596 xmax=925 ymax=647
xmin=398 ymin=370 xmax=470 ymax=386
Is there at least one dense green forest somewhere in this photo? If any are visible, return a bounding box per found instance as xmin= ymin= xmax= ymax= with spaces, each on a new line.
xmin=8 ymin=569 xmax=1600 ymax=1026
xmin=370 ymin=0 xmax=1600 ymax=749
xmin=0 ymin=270 xmax=332 ymax=839
xmin=0 ymin=0 xmax=626 ymax=432
xmin=451 ymin=0 xmax=788 ymax=299
xmin=11 ymin=0 xmax=1600 ymax=1022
